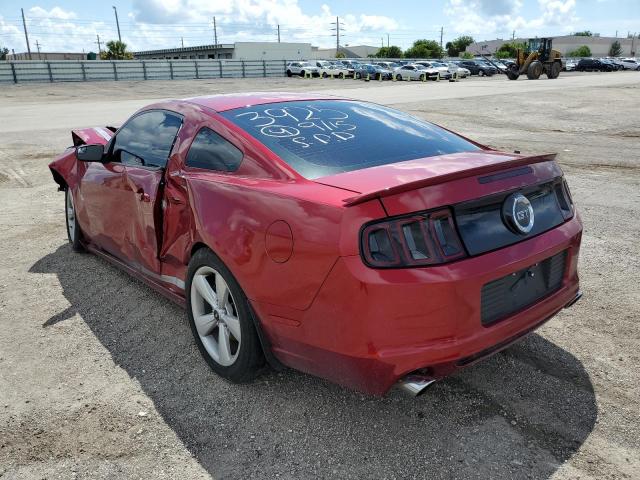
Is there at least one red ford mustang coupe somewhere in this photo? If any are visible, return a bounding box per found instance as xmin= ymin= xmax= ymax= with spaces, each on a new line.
xmin=49 ymin=93 xmax=582 ymax=396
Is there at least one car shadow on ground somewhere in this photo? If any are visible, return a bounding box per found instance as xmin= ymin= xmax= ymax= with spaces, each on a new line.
xmin=31 ymin=245 xmax=597 ymax=479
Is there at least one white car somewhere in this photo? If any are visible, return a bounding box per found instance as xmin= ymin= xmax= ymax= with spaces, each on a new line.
xmin=415 ymin=61 xmax=451 ymax=78
xmin=618 ymin=58 xmax=639 ymax=70
xmin=286 ymin=61 xmax=319 ymax=77
xmin=565 ymin=59 xmax=577 ymax=71
xmin=315 ymin=61 xmax=352 ymax=78
xmin=446 ymin=62 xmax=470 ymax=78
xmin=393 ymin=64 xmax=438 ymax=81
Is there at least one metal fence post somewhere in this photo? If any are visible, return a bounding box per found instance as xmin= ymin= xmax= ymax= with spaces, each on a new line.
xmin=194 ymin=60 xmax=199 ymax=79
xmin=112 ymin=61 xmax=118 ymax=81
xmin=169 ymin=60 xmax=174 ymax=79
xmin=142 ymin=61 xmax=147 ymax=80
xmin=47 ymin=62 xmax=53 ymax=82
xmin=241 ymin=60 xmax=245 ymax=78
xmin=263 ymin=60 xmax=266 ymax=77
xmin=283 ymin=60 xmax=287 ymax=76
xmin=10 ymin=62 xmax=17 ymax=84
xmin=80 ymin=61 xmax=86 ymax=81
xmin=218 ymin=60 xmax=223 ymax=78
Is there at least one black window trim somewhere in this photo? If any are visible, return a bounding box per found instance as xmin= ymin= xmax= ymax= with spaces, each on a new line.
xmin=183 ymin=125 xmax=245 ymax=174
xmin=108 ymin=108 xmax=184 ymax=170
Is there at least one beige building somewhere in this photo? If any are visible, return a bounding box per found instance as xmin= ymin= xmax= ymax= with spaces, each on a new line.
xmin=311 ymin=45 xmax=380 ymax=59
xmin=466 ymin=35 xmax=637 ymax=57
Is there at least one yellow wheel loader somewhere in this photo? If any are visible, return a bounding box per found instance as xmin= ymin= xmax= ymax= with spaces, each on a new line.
xmin=506 ymin=38 xmax=563 ymax=80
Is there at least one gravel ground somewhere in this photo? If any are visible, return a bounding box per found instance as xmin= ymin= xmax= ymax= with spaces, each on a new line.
xmin=0 ymin=72 xmax=638 ymax=479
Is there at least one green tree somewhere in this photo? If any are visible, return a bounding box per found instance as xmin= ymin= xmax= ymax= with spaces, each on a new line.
xmin=445 ymin=35 xmax=474 ymax=57
xmin=495 ymin=41 xmax=526 ymax=58
xmin=0 ymin=46 xmax=8 ymax=61
xmin=609 ymin=40 xmax=622 ymax=57
xmin=100 ymin=40 xmax=133 ymax=60
xmin=376 ymin=45 xmax=403 ymax=58
xmin=460 ymin=51 xmax=474 ymax=59
xmin=404 ymin=39 xmax=443 ymax=59
xmin=573 ymin=31 xmax=593 ymax=36
xmin=335 ymin=51 xmax=346 ymax=58
xmin=567 ymin=45 xmax=592 ymax=57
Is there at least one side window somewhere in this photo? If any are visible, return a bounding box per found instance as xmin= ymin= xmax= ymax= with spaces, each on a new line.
xmin=185 ymin=127 xmax=243 ymax=172
xmin=112 ymin=110 xmax=182 ymax=168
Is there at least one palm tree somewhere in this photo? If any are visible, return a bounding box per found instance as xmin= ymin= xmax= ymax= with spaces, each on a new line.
xmin=100 ymin=40 xmax=133 ymax=60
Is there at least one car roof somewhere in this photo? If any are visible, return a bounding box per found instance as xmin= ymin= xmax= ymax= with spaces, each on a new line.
xmin=179 ymin=92 xmax=346 ymax=112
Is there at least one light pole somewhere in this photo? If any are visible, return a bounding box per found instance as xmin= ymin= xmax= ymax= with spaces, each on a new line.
xmin=113 ymin=6 xmax=122 ymax=43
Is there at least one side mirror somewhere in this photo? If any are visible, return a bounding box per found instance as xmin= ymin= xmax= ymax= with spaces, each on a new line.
xmin=76 ymin=144 xmax=105 ymax=162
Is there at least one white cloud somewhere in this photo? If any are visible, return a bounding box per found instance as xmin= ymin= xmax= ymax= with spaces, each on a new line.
xmin=444 ymin=0 xmax=578 ymax=39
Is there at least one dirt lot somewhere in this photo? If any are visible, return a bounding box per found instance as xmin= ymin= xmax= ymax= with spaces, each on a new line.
xmin=0 ymin=72 xmax=638 ymax=479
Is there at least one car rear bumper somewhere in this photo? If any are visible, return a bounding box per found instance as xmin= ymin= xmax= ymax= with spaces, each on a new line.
xmin=254 ymin=214 xmax=582 ymax=395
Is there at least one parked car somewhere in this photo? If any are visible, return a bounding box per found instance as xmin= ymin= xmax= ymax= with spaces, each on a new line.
xmin=457 ymin=60 xmax=497 ymax=76
xmin=576 ymin=58 xmax=611 ymax=72
xmin=49 ymin=92 xmax=582 ymax=396
xmin=565 ymin=59 xmax=577 ymax=71
xmin=393 ymin=64 xmax=437 ymax=81
xmin=354 ymin=63 xmax=393 ymax=80
xmin=618 ymin=58 xmax=640 ymax=70
xmin=600 ymin=59 xmax=621 ymax=71
xmin=286 ymin=61 xmax=319 ymax=77
xmin=375 ymin=61 xmax=402 ymax=71
xmin=414 ymin=61 xmax=453 ymax=79
xmin=446 ymin=62 xmax=470 ymax=78
xmin=316 ymin=61 xmax=352 ymax=78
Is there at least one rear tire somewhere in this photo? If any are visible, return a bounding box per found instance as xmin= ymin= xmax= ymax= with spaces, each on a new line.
xmin=322 ymin=72 xmax=328 ymax=78
xmin=286 ymin=70 xmax=292 ymax=77
xmin=547 ymin=61 xmax=561 ymax=79
xmin=527 ymin=60 xmax=543 ymax=80
xmin=186 ymin=248 xmax=264 ymax=383
xmin=65 ymin=189 xmax=84 ymax=252
xmin=396 ymin=74 xmax=403 ymax=81
xmin=338 ymin=72 xmax=344 ymax=79
xmin=478 ymin=69 xmax=485 ymax=77
xmin=299 ymin=70 xmax=305 ymax=77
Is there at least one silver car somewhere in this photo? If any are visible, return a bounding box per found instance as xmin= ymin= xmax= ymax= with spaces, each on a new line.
xmin=286 ymin=61 xmax=319 ymax=77
xmin=446 ymin=62 xmax=470 ymax=78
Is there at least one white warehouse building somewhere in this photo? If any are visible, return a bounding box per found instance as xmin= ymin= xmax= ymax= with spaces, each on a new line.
xmin=134 ymin=42 xmax=312 ymax=60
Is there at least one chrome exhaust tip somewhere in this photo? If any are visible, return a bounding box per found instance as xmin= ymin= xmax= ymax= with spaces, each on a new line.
xmin=397 ymin=374 xmax=437 ymax=397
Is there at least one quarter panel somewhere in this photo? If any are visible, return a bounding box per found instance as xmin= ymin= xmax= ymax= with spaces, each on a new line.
xmin=186 ymin=177 xmax=344 ymax=310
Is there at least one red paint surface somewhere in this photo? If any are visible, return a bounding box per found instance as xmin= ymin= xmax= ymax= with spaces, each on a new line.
xmin=48 ymin=94 xmax=582 ymax=395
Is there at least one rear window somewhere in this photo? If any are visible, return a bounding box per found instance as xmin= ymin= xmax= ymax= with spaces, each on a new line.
xmin=221 ymin=100 xmax=479 ymax=179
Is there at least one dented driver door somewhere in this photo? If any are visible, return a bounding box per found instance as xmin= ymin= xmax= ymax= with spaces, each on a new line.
xmin=108 ymin=110 xmax=183 ymax=277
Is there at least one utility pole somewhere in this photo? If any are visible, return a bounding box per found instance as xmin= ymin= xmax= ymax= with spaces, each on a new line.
xmin=512 ymin=30 xmax=515 ymax=40
xmin=21 ymin=8 xmax=32 ymax=60
xmin=213 ymin=16 xmax=218 ymax=58
xmin=112 ymin=6 xmax=122 ymax=43
xmin=95 ymin=34 xmax=102 ymax=55
xmin=387 ymin=33 xmax=390 ymax=48
xmin=331 ymin=17 xmax=342 ymax=56
xmin=277 ymin=24 xmax=281 ymax=43
xmin=35 ymin=39 xmax=42 ymax=60
xmin=439 ymin=26 xmax=444 ymax=58
xmin=181 ymin=37 xmax=184 ymax=48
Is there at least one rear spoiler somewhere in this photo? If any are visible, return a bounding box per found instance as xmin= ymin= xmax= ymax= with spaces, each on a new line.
xmin=343 ymin=153 xmax=558 ymax=206
xmin=71 ymin=126 xmax=117 ymax=146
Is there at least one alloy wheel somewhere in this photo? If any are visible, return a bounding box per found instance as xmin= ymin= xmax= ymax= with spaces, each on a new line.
xmin=190 ymin=266 xmax=242 ymax=366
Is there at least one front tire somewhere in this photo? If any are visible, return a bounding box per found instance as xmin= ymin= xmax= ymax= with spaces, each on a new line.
xmin=478 ymin=69 xmax=485 ymax=77
xmin=286 ymin=70 xmax=292 ymax=77
xmin=186 ymin=248 xmax=264 ymax=383
xmin=65 ymin=189 xmax=83 ymax=252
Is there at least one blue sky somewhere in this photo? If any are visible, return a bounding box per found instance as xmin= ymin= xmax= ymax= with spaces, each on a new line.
xmin=1 ymin=0 xmax=639 ymax=53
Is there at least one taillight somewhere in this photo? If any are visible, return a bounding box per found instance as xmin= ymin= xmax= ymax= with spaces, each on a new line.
xmin=555 ymin=178 xmax=574 ymax=220
xmin=361 ymin=208 xmax=467 ymax=268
